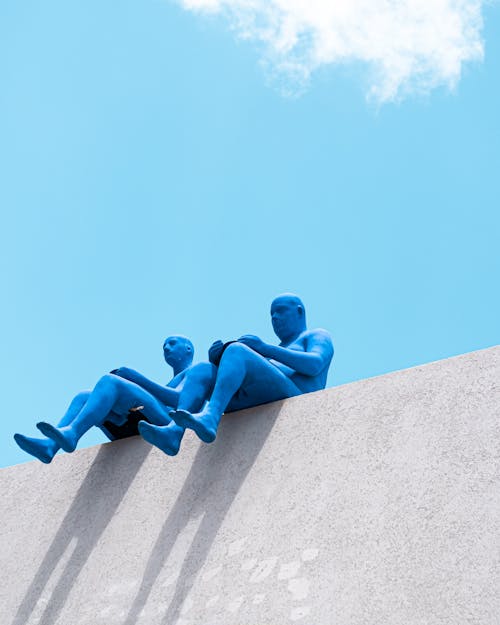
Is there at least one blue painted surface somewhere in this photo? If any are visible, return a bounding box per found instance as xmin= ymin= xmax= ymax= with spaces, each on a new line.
xmin=14 ymin=336 xmax=194 ymax=462
xmin=15 ymin=296 xmax=333 ymax=459
xmin=148 ymin=294 xmax=333 ymax=446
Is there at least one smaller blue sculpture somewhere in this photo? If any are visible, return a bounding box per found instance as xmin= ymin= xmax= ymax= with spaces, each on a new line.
xmin=13 ymin=336 xmax=211 ymax=463
xmin=139 ymin=294 xmax=334 ymax=450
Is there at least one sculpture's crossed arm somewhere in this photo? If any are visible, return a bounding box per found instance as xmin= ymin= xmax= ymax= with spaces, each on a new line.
xmin=238 ymin=329 xmax=333 ymax=376
xmin=112 ymin=367 xmax=181 ymax=406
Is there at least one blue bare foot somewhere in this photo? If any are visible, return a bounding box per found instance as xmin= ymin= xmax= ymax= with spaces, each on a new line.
xmin=169 ymin=409 xmax=218 ymax=444
xmin=36 ymin=422 xmax=78 ymax=453
xmin=138 ymin=421 xmax=184 ymax=456
xmin=14 ymin=433 xmax=58 ymax=464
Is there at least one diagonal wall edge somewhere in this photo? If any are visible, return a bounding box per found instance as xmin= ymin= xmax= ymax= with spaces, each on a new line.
xmin=1 ymin=346 xmax=499 ymax=625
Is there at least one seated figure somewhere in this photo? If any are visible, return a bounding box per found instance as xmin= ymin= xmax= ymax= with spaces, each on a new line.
xmin=138 ymin=293 xmax=334 ymax=450
xmin=14 ymin=336 xmax=214 ymax=463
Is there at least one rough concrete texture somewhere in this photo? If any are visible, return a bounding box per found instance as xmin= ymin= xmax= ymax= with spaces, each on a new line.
xmin=1 ymin=346 xmax=499 ymax=625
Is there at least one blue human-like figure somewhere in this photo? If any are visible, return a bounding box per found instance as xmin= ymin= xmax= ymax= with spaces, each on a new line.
xmin=14 ymin=336 xmax=213 ymax=463
xmin=138 ymin=294 xmax=334 ymax=449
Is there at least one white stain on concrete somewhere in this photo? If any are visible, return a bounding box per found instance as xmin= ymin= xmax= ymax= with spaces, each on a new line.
xmin=290 ymin=605 xmax=311 ymax=621
xmin=160 ymin=571 xmax=179 ymax=589
xmin=202 ymin=565 xmax=222 ymax=582
xmin=206 ymin=594 xmax=220 ymax=608
xmin=180 ymin=594 xmax=194 ymax=616
xmin=96 ymin=605 xmax=126 ymax=625
xmin=287 ymin=577 xmax=310 ymax=601
xmin=253 ymin=593 xmax=266 ymax=604
xmin=98 ymin=604 xmax=116 ymax=618
xmin=301 ymin=548 xmax=319 ymax=562
xmin=153 ymin=601 xmax=171 ymax=616
xmin=241 ymin=557 xmax=258 ymax=571
xmin=227 ymin=595 xmax=245 ymax=613
xmin=106 ymin=583 xmax=121 ymax=596
xmin=278 ymin=560 xmax=302 ymax=580
xmin=249 ymin=557 xmax=278 ymax=582
xmin=227 ymin=537 xmax=247 ymax=556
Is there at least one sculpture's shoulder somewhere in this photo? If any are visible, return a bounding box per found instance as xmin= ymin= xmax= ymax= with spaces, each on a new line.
xmin=304 ymin=328 xmax=334 ymax=352
xmin=305 ymin=327 xmax=333 ymax=341
xmin=167 ymin=369 xmax=188 ymax=389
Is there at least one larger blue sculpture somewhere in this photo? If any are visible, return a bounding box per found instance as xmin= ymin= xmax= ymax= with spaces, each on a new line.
xmin=14 ymin=294 xmax=333 ymax=462
xmin=139 ymin=293 xmax=334 ymax=451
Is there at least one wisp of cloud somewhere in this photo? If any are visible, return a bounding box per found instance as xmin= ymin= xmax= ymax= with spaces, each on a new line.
xmin=178 ymin=0 xmax=485 ymax=101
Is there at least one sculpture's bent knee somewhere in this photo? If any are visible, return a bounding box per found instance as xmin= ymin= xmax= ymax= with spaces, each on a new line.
xmin=74 ymin=390 xmax=91 ymax=402
xmin=95 ymin=373 xmax=122 ymax=394
xmin=99 ymin=372 xmax=118 ymax=384
xmin=222 ymin=342 xmax=252 ymax=360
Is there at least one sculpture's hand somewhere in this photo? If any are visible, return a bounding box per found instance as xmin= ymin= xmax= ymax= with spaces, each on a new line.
xmin=208 ymin=340 xmax=224 ymax=365
xmin=111 ymin=367 xmax=136 ymax=381
xmin=237 ymin=335 xmax=269 ymax=356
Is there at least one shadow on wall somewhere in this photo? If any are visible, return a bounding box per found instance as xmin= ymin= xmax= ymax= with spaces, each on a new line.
xmin=122 ymin=401 xmax=283 ymax=625
xmin=10 ymin=440 xmax=152 ymax=625
xmin=10 ymin=401 xmax=282 ymax=625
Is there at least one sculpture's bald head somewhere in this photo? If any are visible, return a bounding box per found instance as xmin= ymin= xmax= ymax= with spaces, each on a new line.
xmin=163 ymin=335 xmax=194 ymax=370
xmin=270 ymin=293 xmax=307 ymax=342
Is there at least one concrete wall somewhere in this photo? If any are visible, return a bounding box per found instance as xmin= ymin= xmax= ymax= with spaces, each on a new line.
xmin=1 ymin=346 xmax=499 ymax=625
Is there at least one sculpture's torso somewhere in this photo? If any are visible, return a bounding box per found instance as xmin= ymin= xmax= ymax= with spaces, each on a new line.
xmin=271 ymin=328 xmax=333 ymax=393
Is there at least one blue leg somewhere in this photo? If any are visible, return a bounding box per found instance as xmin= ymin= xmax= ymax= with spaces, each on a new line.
xmin=137 ymin=421 xmax=184 ymax=456
xmin=14 ymin=391 xmax=91 ymax=462
xmin=137 ymin=362 xmax=215 ymax=454
xmin=37 ymin=375 xmax=173 ymax=453
xmin=171 ymin=343 xmax=300 ymax=443
xmin=13 ymin=434 xmax=58 ymax=464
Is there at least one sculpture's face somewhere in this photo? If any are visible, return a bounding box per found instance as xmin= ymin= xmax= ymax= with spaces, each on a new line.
xmin=163 ymin=335 xmax=193 ymax=367
xmin=270 ymin=295 xmax=304 ymax=341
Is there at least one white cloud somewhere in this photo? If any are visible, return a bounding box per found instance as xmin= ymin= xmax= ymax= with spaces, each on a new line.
xmin=177 ymin=0 xmax=485 ymax=101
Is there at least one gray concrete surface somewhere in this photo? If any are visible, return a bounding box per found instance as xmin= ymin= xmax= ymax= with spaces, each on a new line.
xmin=1 ymin=346 xmax=499 ymax=625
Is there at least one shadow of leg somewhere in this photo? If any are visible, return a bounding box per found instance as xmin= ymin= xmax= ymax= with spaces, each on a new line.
xmin=11 ymin=439 xmax=151 ymax=625
xmin=122 ymin=402 xmax=282 ymax=625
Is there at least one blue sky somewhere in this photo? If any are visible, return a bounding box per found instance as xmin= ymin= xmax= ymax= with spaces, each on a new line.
xmin=1 ymin=0 xmax=499 ymax=467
